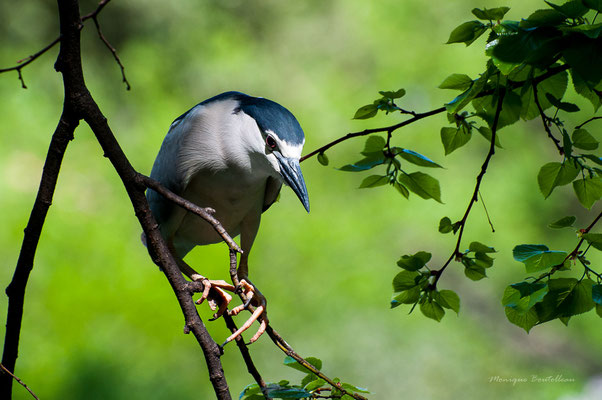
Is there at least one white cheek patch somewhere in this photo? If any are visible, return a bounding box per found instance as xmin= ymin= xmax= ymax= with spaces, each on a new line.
xmin=264 ymin=129 xmax=304 ymax=159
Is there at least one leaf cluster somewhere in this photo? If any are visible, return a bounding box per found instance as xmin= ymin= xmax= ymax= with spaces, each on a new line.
xmin=240 ymin=356 xmax=369 ymax=400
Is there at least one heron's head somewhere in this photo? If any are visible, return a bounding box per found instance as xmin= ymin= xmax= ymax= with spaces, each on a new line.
xmin=234 ymin=93 xmax=310 ymax=213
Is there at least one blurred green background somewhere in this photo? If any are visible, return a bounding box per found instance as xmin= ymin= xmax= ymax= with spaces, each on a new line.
xmin=1 ymin=0 xmax=601 ymax=399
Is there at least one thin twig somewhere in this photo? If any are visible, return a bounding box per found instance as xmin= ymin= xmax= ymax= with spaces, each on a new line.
xmin=265 ymin=327 xmax=368 ymax=400
xmin=534 ymin=209 xmax=602 ymax=282
xmin=532 ymin=81 xmax=564 ymax=155
xmin=139 ymin=174 xmax=242 ymax=253
xmin=300 ymin=107 xmax=446 ymax=162
xmin=431 ymin=88 xmax=506 ymax=287
xmin=575 ymin=116 xmax=602 ymax=130
xmin=90 ymin=17 xmax=130 ymax=90
xmin=0 ymin=364 xmax=39 ymax=400
xmin=0 ymin=36 xmax=61 ymax=88
xmin=223 ymin=314 xmax=268 ymax=399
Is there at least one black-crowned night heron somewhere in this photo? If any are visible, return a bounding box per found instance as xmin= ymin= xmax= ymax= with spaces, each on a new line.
xmin=146 ymin=91 xmax=309 ymax=343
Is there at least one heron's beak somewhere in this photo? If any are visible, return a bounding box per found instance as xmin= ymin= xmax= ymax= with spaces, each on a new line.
xmin=275 ymin=153 xmax=310 ymax=212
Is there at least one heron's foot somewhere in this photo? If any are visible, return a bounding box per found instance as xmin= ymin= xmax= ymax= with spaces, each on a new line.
xmin=225 ymin=279 xmax=268 ymax=344
xmin=191 ymin=274 xmax=236 ymax=320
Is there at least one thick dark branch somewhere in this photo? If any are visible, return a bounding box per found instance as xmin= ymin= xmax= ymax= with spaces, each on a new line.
xmin=2 ymin=1 xmax=232 ymax=399
xmin=532 ymin=81 xmax=564 ymax=155
xmin=0 ymin=111 xmax=77 ymax=397
xmin=140 ymin=174 xmax=242 ymax=253
xmin=0 ymin=363 xmax=39 ymax=400
xmin=431 ymin=88 xmax=506 ymax=287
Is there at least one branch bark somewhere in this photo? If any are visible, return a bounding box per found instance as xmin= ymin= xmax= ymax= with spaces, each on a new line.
xmin=1 ymin=1 xmax=232 ymax=399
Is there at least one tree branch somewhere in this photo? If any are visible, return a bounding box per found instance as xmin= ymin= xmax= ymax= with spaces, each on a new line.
xmin=431 ymin=88 xmax=506 ymax=287
xmin=0 ymin=111 xmax=77 ymax=397
xmin=222 ymin=314 xmax=268 ymax=399
xmin=2 ymin=1 xmax=232 ymax=399
xmin=140 ymin=174 xmax=242 ymax=253
xmin=0 ymin=363 xmax=39 ymax=400
xmin=532 ymin=81 xmax=564 ymax=155
xmin=575 ymin=116 xmax=602 ymax=130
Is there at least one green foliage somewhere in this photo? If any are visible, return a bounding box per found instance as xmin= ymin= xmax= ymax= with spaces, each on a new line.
xmin=344 ymin=1 xmax=602 ymax=331
xmin=340 ymin=135 xmax=443 ymax=203
xmin=241 ymin=357 xmax=369 ymax=400
xmin=548 ymin=215 xmax=576 ymax=229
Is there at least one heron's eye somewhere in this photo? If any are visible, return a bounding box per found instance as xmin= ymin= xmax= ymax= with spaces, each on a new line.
xmin=266 ymin=134 xmax=277 ymax=149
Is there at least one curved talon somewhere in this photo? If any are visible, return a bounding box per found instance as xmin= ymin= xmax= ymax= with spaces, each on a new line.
xmin=249 ymin=316 xmax=268 ymax=343
xmin=225 ymin=305 xmax=265 ymax=343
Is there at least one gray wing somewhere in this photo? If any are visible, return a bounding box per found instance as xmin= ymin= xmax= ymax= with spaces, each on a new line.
xmin=146 ymin=113 xmax=195 ymax=240
xmin=262 ymin=175 xmax=283 ymax=212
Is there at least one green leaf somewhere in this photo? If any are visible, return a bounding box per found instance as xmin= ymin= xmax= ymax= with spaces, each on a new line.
xmin=398 ymin=172 xmax=442 ymax=203
xmin=393 ymin=270 xmax=420 ymax=291
xmin=505 ymin=306 xmax=539 ymax=332
xmin=396 ymin=148 xmax=443 ymax=168
xmin=563 ymin=38 xmax=602 ymax=84
xmin=447 ymin=20 xmax=487 ymax=45
xmin=472 ymin=6 xmax=510 ymax=20
xmin=420 ymin=298 xmax=445 ymax=321
xmin=340 ymin=383 xmax=370 ymax=394
xmin=440 ymin=126 xmax=471 ymax=155
xmin=572 ymin=128 xmax=598 ymax=150
xmin=464 ymin=264 xmax=487 ymax=280
xmin=283 ymin=356 xmax=322 ymax=373
xmin=562 ymin=23 xmax=602 ymax=39
xmin=503 ymin=282 xmax=549 ymax=313
xmin=584 ymin=0 xmax=602 ymax=12
xmin=597 ymin=304 xmax=602 ymax=318
xmin=339 ymin=153 xmax=386 ymax=172
xmin=536 ymin=278 xmax=595 ymax=322
xmin=572 ymin=70 xmax=602 ymax=111
xmin=593 ymin=284 xmax=602 ymax=305
xmin=545 ymin=0 xmax=589 ymax=18
xmin=573 ymin=176 xmax=602 ymax=209
xmin=521 ymin=69 xmax=569 ymax=120
xmin=391 ymin=286 xmax=421 ymax=307
xmin=439 ymin=217 xmax=453 ymax=233
xmin=359 ymin=175 xmax=389 ymax=188
xmin=545 ymin=93 xmax=580 ymax=112
xmin=537 ymin=161 xmax=580 ymax=198
xmin=469 ymin=241 xmax=496 ymax=253
xmin=353 ymin=104 xmax=378 ymax=120
xmin=474 ymin=252 xmax=495 ymax=268
xmin=317 ymin=152 xmax=329 ymax=166
xmin=512 ymin=244 xmax=567 ymax=272
xmin=520 ymin=9 xmax=566 ymax=29
xmin=473 ymin=90 xmax=523 ymax=130
xmin=445 ymin=72 xmax=489 ymax=113
xmin=267 ymin=387 xmax=311 ymax=399
xmin=379 ymin=88 xmax=406 ymax=99
xmin=394 ymin=182 xmax=410 ymax=199
xmin=240 ymin=383 xmax=262 ymax=400
xmin=362 ymin=136 xmax=386 ymax=153
xmin=439 ymin=74 xmax=473 ymax=90
xmin=435 ymin=290 xmax=460 ymax=314
xmin=304 ymin=378 xmax=326 ymax=392
xmin=492 ymin=27 xmax=563 ymax=67
xmin=581 ymin=233 xmax=602 ymax=251
xmin=476 ymin=126 xmax=503 ymax=148
xmin=397 ymin=251 xmax=432 ymax=271
xmin=548 ymin=215 xmax=576 ymax=229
